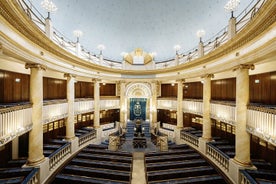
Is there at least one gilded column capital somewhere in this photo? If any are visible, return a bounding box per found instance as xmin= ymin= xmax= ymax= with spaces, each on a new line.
xmin=25 ymin=63 xmax=47 ymax=71
xmin=201 ymin=74 xmax=214 ymax=79
xmin=233 ymin=64 xmax=255 ymax=71
xmin=64 ymin=73 xmax=76 ymax=78
xmin=92 ymin=78 xmax=101 ymax=83
xmin=176 ymin=79 xmax=185 ymax=83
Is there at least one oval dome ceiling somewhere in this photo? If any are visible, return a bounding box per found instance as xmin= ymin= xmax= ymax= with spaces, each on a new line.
xmin=31 ymin=0 xmax=251 ymax=62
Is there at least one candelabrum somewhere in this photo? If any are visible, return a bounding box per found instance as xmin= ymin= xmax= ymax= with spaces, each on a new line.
xmin=41 ymin=0 xmax=57 ymax=19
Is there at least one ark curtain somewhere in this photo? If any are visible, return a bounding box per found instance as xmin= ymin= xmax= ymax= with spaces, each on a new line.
xmin=130 ymin=98 xmax=147 ymax=120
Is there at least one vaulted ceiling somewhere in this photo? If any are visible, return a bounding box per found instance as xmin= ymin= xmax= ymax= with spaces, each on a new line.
xmin=31 ymin=0 xmax=250 ymax=62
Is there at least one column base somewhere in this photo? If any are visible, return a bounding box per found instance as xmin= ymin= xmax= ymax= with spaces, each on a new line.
xmin=229 ymin=158 xmax=256 ymax=184
xmin=233 ymin=156 xmax=252 ymax=167
xmin=27 ymin=155 xmax=45 ymax=166
xmin=198 ymin=137 xmax=211 ymax=154
xmin=24 ymin=157 xmax=49 ymax=184
xmin=65 ymin=136 xmax=76 ymax=141
xmin=174 ymin=128 xmax=183 ymax=145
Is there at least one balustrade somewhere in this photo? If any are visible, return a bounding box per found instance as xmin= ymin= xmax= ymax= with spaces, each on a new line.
xmin=157 ymin=99 xmax=177 ymax=110
xmin=22 ymin=168 xmax=39 ymax=184
xmin=0 ymin=105 xmax=32 ymax=146
xmin=206 ymin=143 xmax=229 ymax=171
xmin=43 ymin=102 xmax=68 ymax=124
xmin=210 ymin=101 xmax=236 ymax=125
xmin=100 ymin=99 xmax=120 ymax=110
xmin=49 ymin=142 xmax=71 ymax=170
xmin=183 ymin=100 xmax=203 ymax=115
xmin=78 ymin=130 xmax=97 ymax=146
xmin=240 ymin=170 xmax=258 ymax=184
xmin=247 ymin=105 xmax=276 ymax=146
xmin=180 ymin=131 xmax=199 ymax=147
xmin=74 ymin=99 xmax=94 ymax=115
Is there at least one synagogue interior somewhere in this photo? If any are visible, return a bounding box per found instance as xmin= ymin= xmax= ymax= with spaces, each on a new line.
xmin=0 ymin=0 xmax=276 ymax=183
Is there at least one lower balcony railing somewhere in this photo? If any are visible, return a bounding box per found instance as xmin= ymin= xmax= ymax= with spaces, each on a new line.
xmin=78 ymin=130 xmax=97 ymax=146
xmin=240 ymin=170 xmax=258 ymax=184
xmin=48 ymin=142 xmax=71 ymax=170
xmin=180 ymin=131 xmax=199 ymax=147
xmin=206 ymin=142 xmax=230 ymax=171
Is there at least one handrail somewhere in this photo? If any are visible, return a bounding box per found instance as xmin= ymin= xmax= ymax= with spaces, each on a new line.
xmin=21 ymin=168 xmax=39 ymax=184
xmin=48 ymin=142 xmax=71 ymax=170
xmin=180 ymin=131 xmax=199 ymax=147
xmin=206 ymin=142 xmax=230 ymax=171
xmin=240 ymin=170 xmax=258 ymax=184
xmin=78 ymin=130 xmax=97 ymax=146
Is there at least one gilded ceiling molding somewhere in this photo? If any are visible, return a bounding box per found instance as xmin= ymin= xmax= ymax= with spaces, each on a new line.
xmin=201 ymin=74 xmax=214 ymax=79
xmin=25 ymin=63 xmax=47 ymax=70
xmin=91 ymin=78 xmax=101 ymax=83
xmin=64 ymin=73 xmax=76 ymax=78
xmin=232 ymin=64 xmax=255 ymax=71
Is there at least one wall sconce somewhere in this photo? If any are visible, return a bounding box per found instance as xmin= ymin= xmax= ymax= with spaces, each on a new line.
xmin=15 ymin=78 xmax=21 ymax=83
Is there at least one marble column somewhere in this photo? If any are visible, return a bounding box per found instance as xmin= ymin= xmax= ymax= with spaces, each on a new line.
xmin=202 ymin=74 xmax=213 ymax=140
xmin=175 ymin=54 xmax=179 ymax=66
xmin=228 ymin=17 xmax=236 ymax=40
xmin=198 ymin=41 xmax=204 ymax=58
xmin=64 ymin=73 xmax=75 ymax=140
xmin=45 ymin=18 xmax=53 ymax=39
xmin=93 ymin=79 xmax=100 ymax=128
xmin=25 ymin=63 xmax=46 ymax=165
xmin=119 ymin=81 xmax=126 ymax=126
xmin=177 ymin=80 xmax=184 ymax=128
xmin=234 ymin=64 xmax=254 ymax=165
xmin=12 ymin=137 xmax=19 ymax=160
xmin=151 ymin=81 xmax=157 ymax=127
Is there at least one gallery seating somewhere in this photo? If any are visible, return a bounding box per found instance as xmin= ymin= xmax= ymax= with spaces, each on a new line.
xmin=145 ymin=144 xmax=228 ymax=184
xmin=53 ymin=144 xmax=132 ymax=183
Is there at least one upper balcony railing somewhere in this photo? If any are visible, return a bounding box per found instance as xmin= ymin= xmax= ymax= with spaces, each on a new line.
xmin=17 ymin=0 xmax=266 ymax=70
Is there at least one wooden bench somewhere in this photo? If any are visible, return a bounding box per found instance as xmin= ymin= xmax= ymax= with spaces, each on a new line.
xmin=145 ymin=148 xmax=195 ymax=157
xmin=148 ymin=174 xmax=226 ymax=184
xmin=0 ymin=177 xmax=24 ymax=184
xmin=7 ymin=159 xmax=27 ymax=167
xmin=87 ymin=144 xmax=108 ymax=150
xmin=54 ymin=173 xmax=129 ymax=184
xmin=133 ymin=137 xmax=147 ymax=148
xmin=63 ymin=165 xmax=131 ymax=182
xmin=147 ymin=166 xmax=216 ymax=181
xmin=168 ymin=144 xmax=189 ymax=150
xmin=0 ymin=167 xmax=33 ymax=178
xmin=71 ymin=158 xmax=132 ymax=171
xmin=77 ymin=153 xmax=132 ymax=163
xmin=146 ymin=159 xmax=207 ymax=171
xmin=145 ymin=153 xmax=201 ymax=163
xmin=82 ymin=148 xmax=132 ymax=157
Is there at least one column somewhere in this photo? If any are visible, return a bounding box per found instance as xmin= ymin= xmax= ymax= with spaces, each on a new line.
xmin=202 ymin=74 xmax=213 ymax=140
xmin=45 ymin=18 xmax=53 ymax=39
xmin=25 ymin=63 xmax=46 ymax=165
xmin=93 ymin=79 xmax=100 ymax=128
xmin=64 ymin=73 xmax=75 ymax=140
xmin=198 ymin=41 xmax=204 ymax=57
xmin=119 ymin=81 xmax=126 ymax=126
xmin=12 ymin=137 xmax=19 ymax=160
xmin=228 ymin=17 xmax=236 ymax=39
xmin=234 ymin=64 xmax=254 ymax=165
xmin=151 ymin=81 xmax=157 ymax=127
xmin=177 ymin=80 xmax=184 ymax=128
xmin=175 ymin=54 xmax=179 ymax=66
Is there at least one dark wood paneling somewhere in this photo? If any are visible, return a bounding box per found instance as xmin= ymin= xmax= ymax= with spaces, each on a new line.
xmin=43 ymin=77 xmax=66 ymax=100
xmin=100 ymin=83 xmax=116 ymax=96
xmin=157 ymin=109 xmax=177 ymax=125
xmin=100 ymin=109 xmax=120 ymax=124
xmin=161 ymin=84 xmax=177 ymax=97
xmin=0 ymin=142 xmax=11 ymax=167
xmin=249 ymin=72 xmax=275 ymax=104
xmin=183 ymin=82 xmax=203 ymax=99
xmin=75 ymin=81 xmax=94 ymax=98
xmin=211 ymin=78 xmax=236 ymax=101
xmin=0 ymin=70 xmax=30 ymax=103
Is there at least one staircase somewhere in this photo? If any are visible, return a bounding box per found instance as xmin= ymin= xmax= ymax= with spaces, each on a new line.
xmin=125 ymin=122 xmax=135 ymax=139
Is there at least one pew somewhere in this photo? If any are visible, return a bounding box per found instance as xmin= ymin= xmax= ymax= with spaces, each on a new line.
xmin=145 ymin=153 xmax=201 ymax=163
xmin=147 ymin=166 xmax=217 ymax=181
xmin=63 ymin=165 xmax=131 ymax=182
xmin=0 ymin=177 xmax=24 ymax=184
xmin=76 ymin=152 xmax=132 ymax=163
xmin=54 ymin=173 xmax=129 ymax=184
xmin=145 ymin=148 xmax=195 ymax=157
xmin=148 ymin=174 xmax=226 ymax=184
xmin=71 ymin=158 xmax=132 ymax=171
xmin=82 ymin=148 xmax=132 ymax=157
